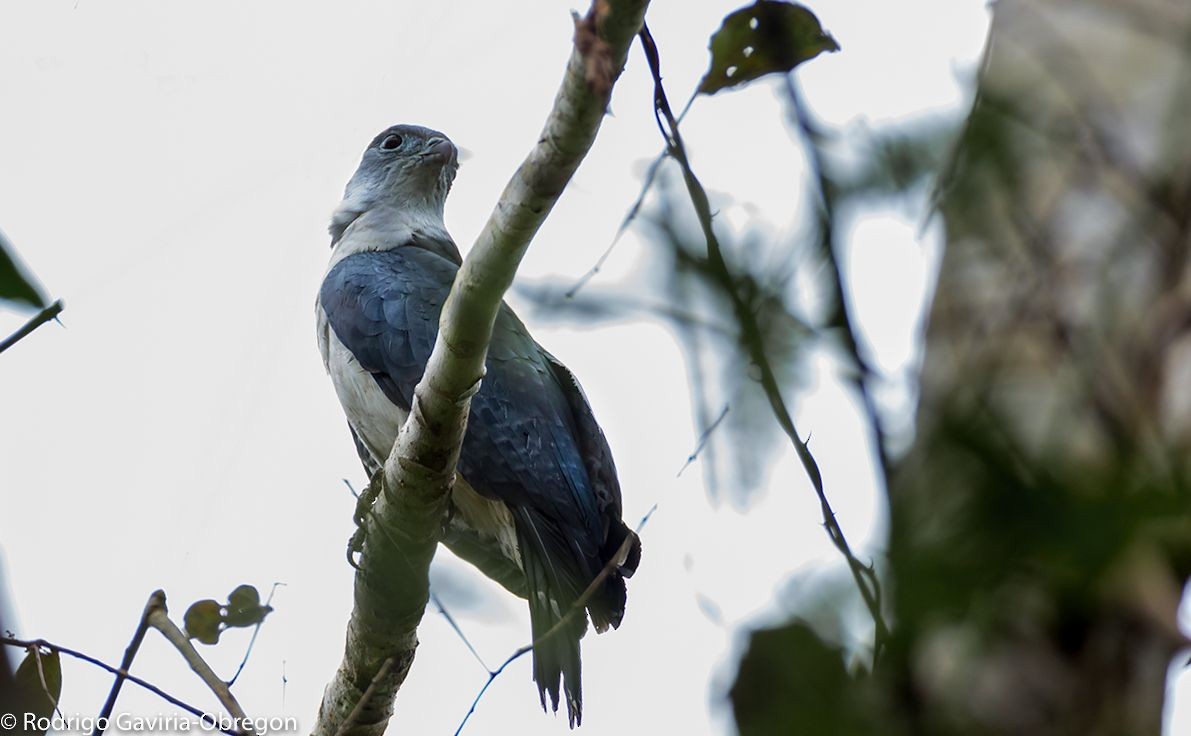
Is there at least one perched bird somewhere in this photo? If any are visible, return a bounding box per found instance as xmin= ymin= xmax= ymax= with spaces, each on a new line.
xmin=316 ymin=124 xmax=641 ymax=726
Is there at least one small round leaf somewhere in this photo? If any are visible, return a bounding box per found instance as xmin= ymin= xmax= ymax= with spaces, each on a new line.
xmin=224 ymin=584 xmax=272 ymax=628
xmin=184 ymin=599 xmax=224 ymax=645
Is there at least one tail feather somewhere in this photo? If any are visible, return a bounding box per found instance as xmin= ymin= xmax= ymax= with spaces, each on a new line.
xmin=588 ymin=521 xmax=642 ymax=633
xmin=521 ymin=528 xmax=587 ymax=726
xmin=514 ymin=511 xmax=642 ymax=727
xmin=527 ymin=583 xmax=586 ymax=726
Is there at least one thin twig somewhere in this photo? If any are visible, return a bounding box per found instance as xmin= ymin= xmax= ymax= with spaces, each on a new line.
xmin=228 ymin=582 xmax=285 ymax=687
xmin=566 ymin=153 xmax=667 ymax=298
xmin=637 ymin=24 xmax=890 ymax=662
xmin=0 ymin=299 xmax=63 ymax=354
xmin=453 ymin=537 xmax=633 ymax=736
xmin=636 ymin=503 xmax=658 ymax=531
xmin=566 ymin=91 xmax=697 ymax=298
xmin=452 ymin=646 xmax=532 ymax=736
xmin=146 ymin=594 xmax=254 ymax=735
xmin=453 ymin=505 xmax=657 ymax=735
xmin=92 ymin=592 xmax=161 ymax=736
xmin=430 ymin=592 xmax=490 ymax=673
xmin=333 ymin=658 xmax=395 ymax=736
xmin=677 ymin=404 xmax=730 ymax=477
xmin=30 ymin=646 xmax=63 ymax=718
xmin=0 ymin=636 xmax=237 ymax=736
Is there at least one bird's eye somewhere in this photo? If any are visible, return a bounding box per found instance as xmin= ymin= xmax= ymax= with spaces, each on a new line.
xmin=380 ymin=134 xmax=403 ymax=151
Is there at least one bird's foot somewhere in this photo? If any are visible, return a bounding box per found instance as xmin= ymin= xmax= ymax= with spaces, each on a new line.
xmin=346 ymin=469 xmax=383 ymax=569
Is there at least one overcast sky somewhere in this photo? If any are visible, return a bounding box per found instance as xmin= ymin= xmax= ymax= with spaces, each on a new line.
xmin=2 ymin=1 xmax=1186 ymax=735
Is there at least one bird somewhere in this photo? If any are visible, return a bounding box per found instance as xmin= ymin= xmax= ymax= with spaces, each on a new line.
xmin=315 ymin=124 xmax=641 ymax=727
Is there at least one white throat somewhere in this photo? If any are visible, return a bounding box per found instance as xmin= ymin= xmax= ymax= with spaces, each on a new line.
xmin=326 ymin=202 xmax=449 ymax=272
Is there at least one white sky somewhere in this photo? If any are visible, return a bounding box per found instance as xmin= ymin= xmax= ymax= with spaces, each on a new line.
xmin=1 ymin=1 xmax=1185 ymax=735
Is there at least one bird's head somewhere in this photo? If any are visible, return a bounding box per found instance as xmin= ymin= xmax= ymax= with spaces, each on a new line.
xmin=330 ymin=124 xmax=459 ymax=245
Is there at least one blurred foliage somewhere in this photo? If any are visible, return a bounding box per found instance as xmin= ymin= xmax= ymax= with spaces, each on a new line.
xmin=729 ymin=1 xmax=1191 ymax=735
xmin=537 ymin=0 xmax=1190 ymax=732
xmin=891 ymin=406 xmax=1189 ymax=634
xmin=730 ymin=620 xmax=875 ymax=736
xmin=835 ymin=122 xmax=954 ymax=203
xmin=11 ymin=648 xmax=60 ymax=735
xmin=0 ymin=229 xmax=47 ymax=312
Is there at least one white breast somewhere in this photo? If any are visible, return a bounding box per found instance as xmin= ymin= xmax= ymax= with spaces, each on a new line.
xmin=318 ymin=304 xmax=408 ymax=462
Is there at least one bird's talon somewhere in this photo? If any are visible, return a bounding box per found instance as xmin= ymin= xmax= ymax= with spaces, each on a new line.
xmin=346 ymin=529 xmax=366 ymax=569
xmin=346 ymin=470 xmax=382 ymax=568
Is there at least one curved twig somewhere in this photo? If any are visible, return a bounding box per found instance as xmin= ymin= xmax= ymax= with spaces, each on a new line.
xmin=0 ymin=636 xmax=237 ymax=736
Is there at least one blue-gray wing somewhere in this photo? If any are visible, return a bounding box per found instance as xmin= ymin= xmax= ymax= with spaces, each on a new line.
xmin=321 ymin=248 xmax=601 ymax=541
xmin=320 ymin=248 xmax=446 ymax=413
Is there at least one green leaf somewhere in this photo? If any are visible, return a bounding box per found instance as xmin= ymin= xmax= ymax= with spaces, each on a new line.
xmin=698 ymin=1 xmax=839 ymax=96
xmin=223 ymin=584 xmax=272 ymax=628
xmin=13 ymin=648 xmax=61 ymax=732
xmin=184 ymin=599 xmax=224 ymax=645
xmin=0 ymin=229 xmax=49 ymax=311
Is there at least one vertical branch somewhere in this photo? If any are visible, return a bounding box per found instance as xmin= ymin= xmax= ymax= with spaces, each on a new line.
xmin=91 ymin=593 xmax=161 ymax=736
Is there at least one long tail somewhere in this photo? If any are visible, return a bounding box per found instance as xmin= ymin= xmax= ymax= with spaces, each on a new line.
xmin=514 ymin=511 xmax=642 ymax=727
xmin=516 ymin=509 xmax=587 ymax=727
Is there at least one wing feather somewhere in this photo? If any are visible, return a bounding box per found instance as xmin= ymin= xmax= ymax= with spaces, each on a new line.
xmin=320 ymin=243 xmax=638 ymax=724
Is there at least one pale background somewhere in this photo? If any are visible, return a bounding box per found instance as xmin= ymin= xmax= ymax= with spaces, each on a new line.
xmin=0 ymin=1 xmax=1185 ymax=734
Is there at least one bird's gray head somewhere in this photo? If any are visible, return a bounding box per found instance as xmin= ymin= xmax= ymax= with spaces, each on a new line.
xmin=330 ymin=124 xmax=459 ymax=245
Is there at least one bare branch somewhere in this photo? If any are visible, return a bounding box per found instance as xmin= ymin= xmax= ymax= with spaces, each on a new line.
xmin=453 ymin=646 xmax=531 ymax=736
xmin=92 ymin=592 xmax=159 ymax=736
xmin=146 ymin=594 xmax=253 ymax=735
xmin=0 ymin=299 xmax=63 ymax=355
xmin=0 ymin=636 xmax=237 ymax=735
xmin=677 ymin=404 xmax=730 ymax=477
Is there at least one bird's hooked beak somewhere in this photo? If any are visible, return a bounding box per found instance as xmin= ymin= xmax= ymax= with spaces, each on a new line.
xmin=422 ymin=137 xmax=458 ymax=167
